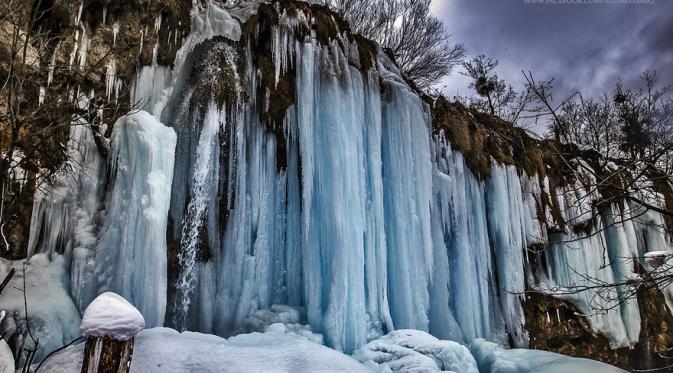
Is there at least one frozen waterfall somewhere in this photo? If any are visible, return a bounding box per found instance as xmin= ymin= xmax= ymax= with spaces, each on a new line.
xmin=24 ymin=1 xmax=673 ymax=359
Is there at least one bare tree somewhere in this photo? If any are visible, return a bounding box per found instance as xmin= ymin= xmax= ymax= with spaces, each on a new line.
xmin=0 ymin=0 xmax=136 ymax=258
xmin=520 ymin=70 xmax=673 ymax=313
xmin=460 ymin=55 xmax=536 ymax=125
xmin=325 ymin=0 xmax=466 ymax=90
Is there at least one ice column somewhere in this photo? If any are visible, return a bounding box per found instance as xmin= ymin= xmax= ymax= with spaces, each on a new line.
xmin=94 ymin=111 xmax=176 ymax=327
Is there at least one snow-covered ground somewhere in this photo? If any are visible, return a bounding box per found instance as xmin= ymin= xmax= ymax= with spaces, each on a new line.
xmin=34 ymin=326 xmax=628 ymax=373
xmin=38 ymin=326 xmax=370 ymax=373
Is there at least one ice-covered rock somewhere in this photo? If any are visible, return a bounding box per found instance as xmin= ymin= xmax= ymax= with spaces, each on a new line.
xmin=353 ymin=330 xmax=479 ymax=373
xmin=37 ymin=327 xmax=372 ymax=373
xmin=0 ymin=254 xmax=81 ymax=365
xmin=470 ymin=338 xmax=628 ymax=373
xmin=243 ymin=305 xmax=301 ymax=328
xmin=80 ymin=292 xmax=145 ymax=341
xmin=0 ymin=340 xmax=14 ymax=373
xmin=240 ymin=305 xmax=324 ymax=343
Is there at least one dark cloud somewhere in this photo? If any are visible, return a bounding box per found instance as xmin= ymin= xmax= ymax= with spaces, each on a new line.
xmin=434 ymin=0 xmax=673 ymax=109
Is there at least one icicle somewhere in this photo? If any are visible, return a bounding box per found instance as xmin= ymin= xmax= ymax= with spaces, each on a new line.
xmin=114 ymin=79 xmax=122 ymax=102
xmin=152 ymin=41 xmax=159 ymax=63
xmin=556 ymin=308 xmax=561 ymax=323
xmin=102 ymin=6 xmax=107 ymax=25
xmin=68 ymin=29 xmax=80 ymax=69
xmin=47 ymin=42 xmax=60 ymax=87
xmin=105 ymin=59 xmax=117 ymax=101
xmin=112 ymin=20 xmax=120 ymax=47
xmin=75 ymin=1 xmax=84 ymax=24
xmin=154 ymin=14 xmax=162 ymax=34
xmin=77 ymin=26 xmax=90 ymax=67
xmin=38 ymin=86 xmax=46 ymax=106
xmin=139 ymin=26 xmax=146 ymax=54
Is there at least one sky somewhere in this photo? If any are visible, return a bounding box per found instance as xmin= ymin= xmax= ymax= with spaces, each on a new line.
xmin=431 ymin=0 xmax=673 ymax=107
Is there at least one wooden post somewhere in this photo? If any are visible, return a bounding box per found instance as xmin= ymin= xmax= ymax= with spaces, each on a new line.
xmin=79 ymin=292 xmax=145 ymax=373
xmin=80 ymin=336 xmax=134 ymax=373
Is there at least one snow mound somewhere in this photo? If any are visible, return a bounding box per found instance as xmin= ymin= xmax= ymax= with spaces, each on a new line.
xmin=0 ymin=340 xmax=14 ymax=373
xmin=37 ymin=327 xmax=372 ymax=373
xmin=470 ymin=338 xmax=628 ymax=373
xmin=243 ymin=305 xmax=301 ymax=329
xmin=242 ymin=305 xmax=323 ymax=344
xmin=353 ymin=329 xmax=479 ymax=372
xmin=80 ymin=292 xmax=145 ymax=341
xmin=0 ymin=254 xmax=81 ymax=365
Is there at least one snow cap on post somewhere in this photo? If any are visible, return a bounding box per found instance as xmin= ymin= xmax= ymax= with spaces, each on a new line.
xmin=80 ymin=292 xmax=145 ymax=341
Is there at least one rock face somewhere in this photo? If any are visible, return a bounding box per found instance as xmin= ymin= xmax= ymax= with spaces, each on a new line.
xmin=524 ymin=291 xmax=673 ymax=370
xmin=1 ymin=1 xmax=672 ymax=372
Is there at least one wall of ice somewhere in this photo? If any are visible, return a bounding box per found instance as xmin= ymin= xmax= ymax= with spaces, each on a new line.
xmin=25 ymin=110 xmax=176 ymax=328
xmin=21 ymin=1 xmax=673 ymax=358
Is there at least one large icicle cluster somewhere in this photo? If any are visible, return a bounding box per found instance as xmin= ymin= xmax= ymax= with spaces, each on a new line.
xmin=146 ymin=2 xmax=546 ymax=351
xmin=532 ymin=173 xmax=672 ymax=348
xmin=22 ymin=0 xmax=672 ymax=361
xmin=24 ymin=108 xmax=176 ymax=332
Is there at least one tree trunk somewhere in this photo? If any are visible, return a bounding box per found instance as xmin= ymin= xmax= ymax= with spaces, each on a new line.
xmin=80 ymin=336 xmax=134 ymax=373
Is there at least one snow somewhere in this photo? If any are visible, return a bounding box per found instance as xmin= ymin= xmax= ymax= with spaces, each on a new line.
xmin=37 ymin=327 xmax=371 ymax=373
xmin=353 ymin=330 xmax=479 ymax=373
xmin=0 ymin=255 xmax=81 ymax=366
xmin=240 ymin=305 xmax=321 ymax=343
xmin=644 ymin=250 xmax=671 ymax=268
xmin=0 ymin=340 xmax=14 ymax=373
xmin=80 ymin=292 xmax=145 ymax=341
xmin=470 ymin=339 xmax=628 ymax=373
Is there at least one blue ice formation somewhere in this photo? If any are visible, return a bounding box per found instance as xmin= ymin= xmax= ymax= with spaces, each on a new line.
xmin=23 ymin=1 xmax=672 ymax=362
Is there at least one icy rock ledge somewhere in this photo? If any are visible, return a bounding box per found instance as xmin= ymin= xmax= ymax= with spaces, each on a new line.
xmin=353 ymin=330 xmax=479 ymax=373
xmin=0 ymin=254 xmax=81 ymax=365
xmin=470 ymin=339 xmax=628 ymax=373
xmin=80 ymin=292 xmax=145 ymax=341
